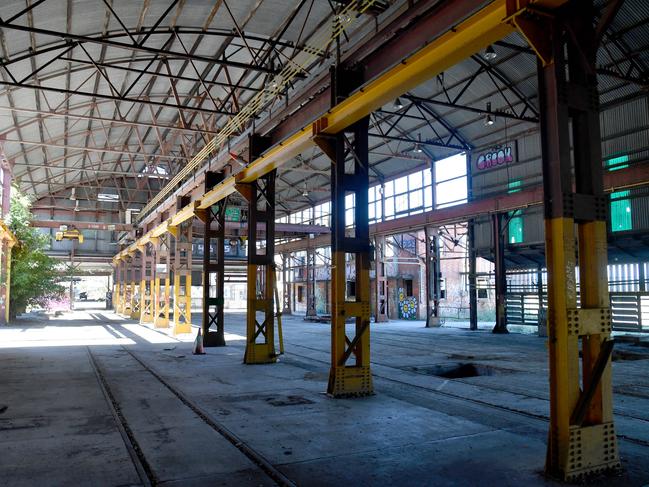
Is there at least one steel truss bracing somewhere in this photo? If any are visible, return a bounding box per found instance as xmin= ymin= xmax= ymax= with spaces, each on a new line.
xmin=374 ymin=235 xmax=388 ymax=323
xmin=139 ymin=241 xmax=155 ymax=324
xmin=318 ymin=116 xmax=373 ymax=397
xmin=171 ymin=207 xmax=192 ymax=335
xmin=241 ymin=166 xmax=278 ymax=364
xmin=536 ymin=1 xmax=620 ymax=480
xmin=154 ymin=233 xmax=171 ymax=328
xmin=1 ymin=0 xmax=334 ymax=209
xmin=201 ymin=171 xmax=227 ymax=347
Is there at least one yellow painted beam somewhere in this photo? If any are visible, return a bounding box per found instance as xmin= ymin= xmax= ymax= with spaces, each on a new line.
xmin=197 ymin=178 xmax=237 ymax=209
xmin=114 ymin=0 xmax=565 ymax=261
xmin=169 ymin=201 xmax=199 ymax=227
xmin=323 ymin=1 xmax=513 ymax=134
xmin=151 ymin=220 xmax=171 ymax=238
xmin=237 ymin=1 xmax=513 ymax=184
xmin=235 ymin=130 xmax=313 ymax=184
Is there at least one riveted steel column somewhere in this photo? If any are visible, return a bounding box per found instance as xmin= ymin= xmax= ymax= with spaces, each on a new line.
xmin=468 ymin=220 xmax=478 ymax=330
xmin=154 ymin=233 xmax=171 ymax=328
xmin=306 ymin=248 xmax=317 ymax=317
xmin=4 ymin=240 xmax=12 ymax=324
xmin=202 ymin=171 xmax=227 ymax=347
xmin=492 ymin=213 xmax=508 ymax=333
xmin=172 ymin=209 xmax=192 ymax=335
xmin=122 ymin=258 xmax=129 ymax=315
xmin=317 ymin=116 xmax=373 ymax=397
xmin=281 ymin=253 xmax=291 ymax=315
xmin=114 ymin=261 xmax=121 ymax=313
xmin=130 ymin=251 xmax=141 ymax=320
xmin=140 ymin=242 xmax=155 ymax=323
xmin=425 ymin=227 xmax=441 ymax=327
xmin=242 ymin=168 xmax=277 ymax=364
xmin=122 ymin=255 xmax=133 ymax=317
xmin=538 ymin=2 xmax=619 ymax=479
xmin=374 ymin=235 xmax=388 ymax=322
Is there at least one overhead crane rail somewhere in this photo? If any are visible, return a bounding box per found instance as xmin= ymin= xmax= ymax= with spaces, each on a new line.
xmin=117 ymin=0 xmax=553 ymax=262
xmin=138 ymin=0 xmax=381 ymax=219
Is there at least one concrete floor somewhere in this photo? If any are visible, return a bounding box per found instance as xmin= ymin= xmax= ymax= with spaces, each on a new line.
xmin=1 ymin=310 xmax=649 ymax=486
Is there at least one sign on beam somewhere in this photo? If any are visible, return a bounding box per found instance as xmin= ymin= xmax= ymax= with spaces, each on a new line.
xmin=475 ymin=145 xmax=514 ymax=171
xmin=225 ymin=207 xmax=241 ymax=222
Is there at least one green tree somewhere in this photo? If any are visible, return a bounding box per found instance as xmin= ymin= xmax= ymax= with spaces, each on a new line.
xmin=7 ymin=186 xmax=64 ymax=318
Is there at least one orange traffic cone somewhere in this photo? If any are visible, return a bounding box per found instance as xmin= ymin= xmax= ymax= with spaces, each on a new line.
xmin=192 ymin=328 xmax=205 ymax=355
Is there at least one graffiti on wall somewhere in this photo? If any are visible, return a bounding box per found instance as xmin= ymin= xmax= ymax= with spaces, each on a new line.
xmin=398 ymin=287 xmax=418 ymax=320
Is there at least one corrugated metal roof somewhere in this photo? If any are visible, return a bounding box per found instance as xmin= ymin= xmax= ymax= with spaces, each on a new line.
xmin=0 ymin=0 xmax=647 ymax=222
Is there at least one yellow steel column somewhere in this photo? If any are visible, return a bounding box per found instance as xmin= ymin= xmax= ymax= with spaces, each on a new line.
xmin=5 ymin=239 xmax=13 ymax=323
xmin=115 ymin=259 xmax=123 ymax=314
xmin=538 ymin=3 xmax=619 ymax=479
xmin=317 ymin=114 xmax=372 ymax=397
xmin=130 ymin=250 xmax=141 ymax=320
xmin=112 ymin=261 xmax=120 ymax=313
xmin=123 ymin=256 xmax=133 ymax=317
xmin=171 ymin=220 xmax=192 ymax=335
xmin=140 ymin=240 xmax=155 ymax=323
xmin=154 ymin=234 xmax=171 ymax=328
xmin=544 ymin=217 xmax=581 ymax=475
xmin=578 ymin=221 xmax=613 ymax=422
xmin=242 ymin=168 xmax=278 ymax=364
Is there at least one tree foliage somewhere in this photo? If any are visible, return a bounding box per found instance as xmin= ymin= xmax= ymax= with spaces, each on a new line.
xmin=8 ymin=186 xmax=64 ymax=317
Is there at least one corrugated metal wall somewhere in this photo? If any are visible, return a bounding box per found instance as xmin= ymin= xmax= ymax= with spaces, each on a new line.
xmin=471 ymin=96 xmax=649 ymax=252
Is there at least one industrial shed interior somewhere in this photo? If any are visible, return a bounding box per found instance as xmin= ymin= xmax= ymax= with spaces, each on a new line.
xmin=1 ymin=0 xmax=649 ymax=485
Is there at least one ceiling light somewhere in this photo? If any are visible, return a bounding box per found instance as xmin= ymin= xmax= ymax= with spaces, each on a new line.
xmin=484 ymin=102 xmax=495 ymax=126
xmin=484 ymin=44 xmax=497 ymax=60
xmin=393 ymin=97 xmax=404 ymax=110
xmin=98 ymin=193 xmax=119 ymax=202
xmin=74 ymin=200 xmax=80 ymax=212
xmin=412 ymin=133 xmax=424 ymax=153
xmin=69 ymin=188 xmax=76 ymax=201
xmin=336 ymin=13 xmax=352 ymax=24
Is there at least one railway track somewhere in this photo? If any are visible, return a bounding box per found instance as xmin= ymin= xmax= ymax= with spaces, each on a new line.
xmin=87 ymin=345 xmax=296 ymax=487
xmin=282 ymin=341 xmax=649 ymax=448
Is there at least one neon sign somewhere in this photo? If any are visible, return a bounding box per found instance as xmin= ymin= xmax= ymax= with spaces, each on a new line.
xmin=476 ymin=146 xmax=513 ymax=171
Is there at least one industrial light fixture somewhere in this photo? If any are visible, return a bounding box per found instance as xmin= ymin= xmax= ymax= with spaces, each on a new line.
xmin=484 ymin=102 xmax=495 ymax=126
xmin=98 ymin=193 xmax=119 ymax=202
xmin=69 ymin=188 xmax=76 ymax=201
xmin=336 ymin=12 xmax=352 ymax=24
xmin=302 ymin=184 xmax=309 ymax=197
xmin=393 ymin=97 xmax=404 ymax=110
xmin=437 ymin=72 xmax=445 ymax=88
xmin=74 ymin=200 xmax=80 ymax=212
xmin=483 ymin=44 xmax=497 ymax=60
xmin=412 ymin=134 xmax=424 ymax=153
